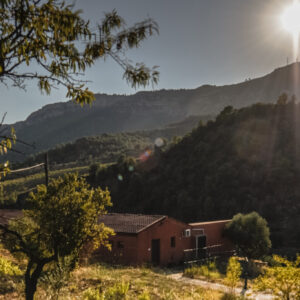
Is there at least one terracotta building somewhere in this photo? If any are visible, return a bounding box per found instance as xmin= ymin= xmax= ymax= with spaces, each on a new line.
xmin=95 ymin=213 xmax=232 ymax=266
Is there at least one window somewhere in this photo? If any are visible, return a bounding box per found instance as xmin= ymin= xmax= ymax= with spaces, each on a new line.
xmin=170 ymin=236 xmax=176 ymax=248
xmin=117 ymin=241 xmax=124 ymax=249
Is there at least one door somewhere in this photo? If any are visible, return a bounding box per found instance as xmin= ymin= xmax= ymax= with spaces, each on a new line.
xmin=151 ymin=239 xmax=160 ymax=265
xmin=196 ymin=235 xmax=206 ymax=259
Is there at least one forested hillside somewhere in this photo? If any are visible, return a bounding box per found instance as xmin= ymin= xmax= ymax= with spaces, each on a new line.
xmin=15 ymin=115 xmax=207 ymax=167
xmin=90 ymin=98 xmax=300 ymax=250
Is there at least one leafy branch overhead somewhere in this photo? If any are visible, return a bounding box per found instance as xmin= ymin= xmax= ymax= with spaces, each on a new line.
xmin=0 ymin=0 xmax=159 ymax=104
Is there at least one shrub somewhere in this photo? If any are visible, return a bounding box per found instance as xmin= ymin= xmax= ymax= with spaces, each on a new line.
xmin=253 ymin=254 xmax=300 ymax=300
xmin=184 ymin=261 xmax=221 ymax=280
xmin=104 ymin=281 xmax=129 ymax=300
xmin=138 ymin=290 xmax=151 ymax=300
xmin=83 ymin=288 xmax=102 ymax=300
xmin=224 ymin=257 xmax=242 ymax=294
xmin=0 ymin=256 xmax=22 ymax=277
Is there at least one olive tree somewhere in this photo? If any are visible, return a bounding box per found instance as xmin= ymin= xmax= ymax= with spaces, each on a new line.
xmin=224 ymin=211 xmax=271 ymax=289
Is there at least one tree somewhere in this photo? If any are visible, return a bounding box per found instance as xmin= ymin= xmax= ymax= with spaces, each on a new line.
xmin=254 ymin=255 xmax=300 ymax=300
xmin=0 ymin=0 xmax=159 ymax=172
xmin=0 ymin=173 xmax=114 ymax=300
xmin=223 ymin=212 xmax=271 ymax=289
xmin=224 ymin=212 xmax=271 ymax=260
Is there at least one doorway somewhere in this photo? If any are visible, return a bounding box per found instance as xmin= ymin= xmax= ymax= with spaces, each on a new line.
xmin=196 ymin=235 xmax=206 ymax=259
xmin=151 ymin=239 xmax=160 ymax=265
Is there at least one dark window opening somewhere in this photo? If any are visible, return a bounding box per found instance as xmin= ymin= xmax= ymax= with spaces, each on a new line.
xmin=170 ymin=236 xmax=176 ymax=248
xmin=117 ymin=241 xmax=124 ymax=249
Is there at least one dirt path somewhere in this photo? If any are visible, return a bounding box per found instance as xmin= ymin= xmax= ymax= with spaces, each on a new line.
xmin=169 ymin=273 xmax=274 ymax=300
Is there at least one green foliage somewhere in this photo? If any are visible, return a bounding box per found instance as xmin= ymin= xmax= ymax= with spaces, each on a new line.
xmin=39 ymin=255 xmax=75 ymax=300
xmin=104 ymin=281 xmax=129 ymax=300
xmin=0 ymin=173 xmax=113 ymax=300
xmin=224 ymin=212 xmax=271 ymax=260
xmin=83 ymin=282 xmax=129 ymax=300
xmin=0 ymin=0 xmax=159 ymax=104
xmin=0 ymin=127 xmax=16 ymax=179
xmin=83 ymin=288 xmax=103 ymax=300
xmin=0 ymin=255 xmax=22 ymax=277
xmin=254 ymin=255 xmax=300 ymax=300
xmin=184 ymin=261 xmax=221 ymax=280
xmin=224 ymin=257 xmax=242 ymax=292
xmin=138 ymin=290 xmax=151 ymax=300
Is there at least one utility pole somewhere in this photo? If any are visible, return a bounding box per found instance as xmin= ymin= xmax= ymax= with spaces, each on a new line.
xmin=44 ymin=153 xmax=49 ymax=186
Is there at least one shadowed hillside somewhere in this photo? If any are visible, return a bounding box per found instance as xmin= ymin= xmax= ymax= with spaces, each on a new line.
xmin=91 ymin=99 xmax=300 ymax=251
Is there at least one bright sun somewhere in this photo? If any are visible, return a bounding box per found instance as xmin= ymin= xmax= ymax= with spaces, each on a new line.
xmin=281 ymin=1 xmax=300 ymax=34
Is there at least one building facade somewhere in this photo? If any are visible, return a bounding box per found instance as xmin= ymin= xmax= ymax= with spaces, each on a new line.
xmin=94 ymin=213 xmax=232 ymax=266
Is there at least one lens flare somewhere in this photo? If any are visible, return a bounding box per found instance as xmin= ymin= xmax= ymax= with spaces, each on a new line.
xmin=281 ymin=1 xmax=300 ymax=60
xmin=154 ymin=137 xmax=164 ymax=147
xmin=281 ymin=2 xmax=300 ymax=34
xmin=139 ymin=149 xmax=152 ymax=162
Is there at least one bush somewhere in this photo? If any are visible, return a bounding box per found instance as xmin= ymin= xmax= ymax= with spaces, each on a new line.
xmin=224 ymin=257 xmax=242 ymax=296
xmin=138 ymin=290 xmax=151 ymax=300
xmin=83 ymin=288 xmax=102 ymax=300
xmin=254 ymin=254 xmax=300 ymax=300
xmin=184 ymin=261 xmax=221 ymax=280
xmin=0 ymin=256 xmax=22 ymax=295
xmin=104 ymin=281 xmax=129 ymax=300
xmin=0 ymin=256 xmax=22 ymax=277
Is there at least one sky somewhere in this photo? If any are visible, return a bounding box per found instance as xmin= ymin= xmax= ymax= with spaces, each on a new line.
xmin=0 ymin=0 xmax=297 ymax=123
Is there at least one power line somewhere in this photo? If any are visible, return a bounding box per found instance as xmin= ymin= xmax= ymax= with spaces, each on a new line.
xmin=0 ymin=163 xmax=44 ymax=175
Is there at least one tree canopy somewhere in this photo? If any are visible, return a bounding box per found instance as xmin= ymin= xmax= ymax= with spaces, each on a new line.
xmin=0 ymin=173 xmax=113 ymax=300
xmin=224 ymin=212 xmax=271 ymax=260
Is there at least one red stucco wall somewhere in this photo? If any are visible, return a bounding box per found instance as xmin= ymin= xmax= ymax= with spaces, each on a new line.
xmin=137 ymin=217 xmax=192 ymax=265
xmin=94 ymin=218 xmax=233 ymax=265
xmin=94 ymin=233 xmax=138 ymax=265
xmin=190 ymin=220 xmax=232 ymax=251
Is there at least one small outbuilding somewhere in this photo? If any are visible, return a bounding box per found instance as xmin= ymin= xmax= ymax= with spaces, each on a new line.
xmin=94 ymin=213 xmax=233 ymax=266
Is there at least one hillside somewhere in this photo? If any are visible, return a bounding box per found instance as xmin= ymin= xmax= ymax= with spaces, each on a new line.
xmin=5 ymin=63 xmax=300 ymax=160
xmin=90 ymin=99 xmax=300 ymax=251
xmin=10 ymin=114 xmax=208 ymax=167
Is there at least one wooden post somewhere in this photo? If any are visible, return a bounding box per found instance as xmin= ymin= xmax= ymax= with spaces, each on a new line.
xmin=44 ymin=153 xmax=49 ymax=186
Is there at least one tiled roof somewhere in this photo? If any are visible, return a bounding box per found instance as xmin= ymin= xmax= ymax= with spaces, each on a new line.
xmin=98 ymin=213 xmax=166 ymax=234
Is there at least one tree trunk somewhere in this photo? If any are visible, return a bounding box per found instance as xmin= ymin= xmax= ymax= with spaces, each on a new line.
xmin=25 ymin=260 xmax=45 ymax=300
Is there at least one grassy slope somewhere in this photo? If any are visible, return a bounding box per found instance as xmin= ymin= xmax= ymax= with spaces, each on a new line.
xmin=0 ymin=250 xmax=223 ymax=300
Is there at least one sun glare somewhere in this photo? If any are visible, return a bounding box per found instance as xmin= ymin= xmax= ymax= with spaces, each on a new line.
xmin=281 ymin=1 xmax=300 ymax=34
xmin=281 ymin=1 xmax=300 ymax=60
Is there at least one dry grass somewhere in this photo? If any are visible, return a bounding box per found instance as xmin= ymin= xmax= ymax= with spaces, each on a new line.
xmin=0 ymin=258 xmax=224 ymax=299
xmin=0 ymin=246 xmax=224 ymax=299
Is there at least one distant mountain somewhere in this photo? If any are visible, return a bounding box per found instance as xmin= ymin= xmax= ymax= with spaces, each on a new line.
xmin=5 ymin=62 xmax=300 ymax=160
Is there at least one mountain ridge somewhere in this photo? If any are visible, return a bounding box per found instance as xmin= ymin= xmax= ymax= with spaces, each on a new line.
xmin=5 ymin=62 xmax=300 ymax=160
